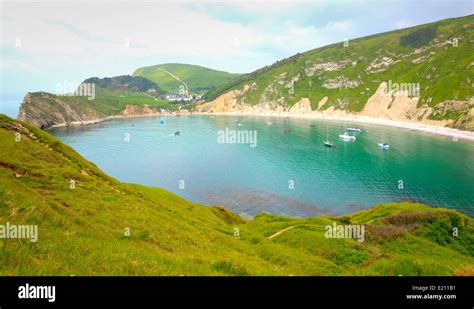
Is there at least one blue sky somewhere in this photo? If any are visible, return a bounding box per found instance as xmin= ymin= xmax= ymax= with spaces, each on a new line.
xmin=1 ymin=0 xmax=473 ymax=116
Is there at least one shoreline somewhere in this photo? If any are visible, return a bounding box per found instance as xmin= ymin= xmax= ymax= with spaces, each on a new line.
xmin=197 ymin=111 xmax=474 ymax=144
xmin=46 ymin=112 xmax=180 ymax=129
xmin=45 ymin=110 xmax=474 ymax=143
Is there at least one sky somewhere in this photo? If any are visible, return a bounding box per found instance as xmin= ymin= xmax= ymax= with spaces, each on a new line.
xmin=0 ymin=0 xmax=473 ymax=116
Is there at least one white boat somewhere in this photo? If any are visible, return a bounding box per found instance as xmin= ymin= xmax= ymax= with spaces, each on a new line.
xmin=324 ymin=140 xmax=335 ymax=147
xmin=347 ymin=127 xmax=362 ymax=132
xmin=339 ymin=122 xmax=356 ymax=141
xmin=378 ymin=132 xmax=389 ymax=149
xmin=339 ymin=132 xmax=356 ymax=141
xmin=267 ymin=121 xmax=273 ymax=125
xmin=323 ymin=126 xmax=335 ymax=147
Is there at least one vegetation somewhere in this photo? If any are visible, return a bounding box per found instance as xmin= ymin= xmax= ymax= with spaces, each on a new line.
xmin=133 ymin=63 xmax=239 ymax=93
xmin=83 ymin=75 xmax=160 ymax=93
xmin=0 ymin=114 xmax=472 ymax=276
xmin=400 ymin=26 xmax=437 ymax=48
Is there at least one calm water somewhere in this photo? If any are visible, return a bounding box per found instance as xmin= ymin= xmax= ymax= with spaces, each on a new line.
xmin=49 ymin=115 xmax=474 ymax=218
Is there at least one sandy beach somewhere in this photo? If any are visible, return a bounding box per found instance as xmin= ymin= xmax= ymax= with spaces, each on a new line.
xmin=47 ymin=110 xmax=474 ymax=144
xmin=199 ymin=111 xmax=474 ymax=143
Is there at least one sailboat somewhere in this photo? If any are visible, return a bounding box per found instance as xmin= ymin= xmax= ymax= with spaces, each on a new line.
xmin=378 ymin=132 xmax=390 ymax=149
xmin=339 ymin=132 xmax=356 ymax=141
xmin=347 ymin=127 xmax=362 ymax=132
xmin=339 ymin=122 xmax=356 ymax=141
xmin=324 ymin=126 xmax=335 ymax=147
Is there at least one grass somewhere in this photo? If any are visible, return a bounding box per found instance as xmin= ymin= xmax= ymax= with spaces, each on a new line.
xmin=133 ymin=63 xmax=239 ymax=93
xmin=0 ymin=114 xmax=472 ymax=275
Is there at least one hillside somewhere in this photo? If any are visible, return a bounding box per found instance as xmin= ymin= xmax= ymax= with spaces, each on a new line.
xmin=202 ymin=15 xmax=474 ymax=130
xmin=133 ymin=63 xmax=239 ymax=93
xmin=18 ymin=76 xmax=176 ymax=129
xmin=83 ymin=75 xmax=160 ymax=93
xmin=0 ymin=113 xmax=472 ymax=275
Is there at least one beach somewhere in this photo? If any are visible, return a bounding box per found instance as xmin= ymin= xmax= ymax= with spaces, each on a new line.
xmin=200 ymin=111 xmax=474 ymax=143
xmin=44 ymin=109 xmax=474 ymax=144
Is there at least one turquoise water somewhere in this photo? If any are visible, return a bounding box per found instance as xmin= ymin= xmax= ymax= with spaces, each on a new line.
xmin=49 ymin=115 xmax=474 ymax=218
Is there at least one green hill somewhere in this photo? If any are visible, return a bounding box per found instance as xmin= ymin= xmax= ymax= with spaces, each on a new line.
xmin=133 ymin=63 xmax=239 ymax=93
xmin=203 ymin=15 xmax=474 ymax=129
xmin=0 ymin=113 xmax=472 ymax=275
xmin=83 ymin=75 xmax=160 ymax=93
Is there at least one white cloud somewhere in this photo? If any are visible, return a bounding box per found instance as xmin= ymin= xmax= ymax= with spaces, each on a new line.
xmin=0 ymin=2 xmax=353 ymax=76
xmin=1 ymin=0 xmax=470 ymax=97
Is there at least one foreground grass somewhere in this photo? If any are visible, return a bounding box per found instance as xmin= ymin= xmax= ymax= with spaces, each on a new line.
xmin=0 ymin=114 xmax=472 ymax=275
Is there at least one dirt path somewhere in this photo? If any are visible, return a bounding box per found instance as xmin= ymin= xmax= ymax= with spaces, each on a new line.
xmin=155 ymin=68 xmax=189 ymax=93
xmin=268 ymin=226 xmax=298 ymax=239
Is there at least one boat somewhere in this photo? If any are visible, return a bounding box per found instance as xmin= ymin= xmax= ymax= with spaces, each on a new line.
xmin=309 ymin=123 xmax=316 ymax=127
xmin=174 ymin=131 xmax=180 ymax=136
xmin=323 ymin=126 xmax=335 ymax=147
xmin=237 ymin=123 xmax=243 ymax=127
xmin=347 ymin=127 xmax=362 ymax=132
xmin=378 ymin=132 xmax=389 ymax=149
xmin=282 ymin=128 xmax=291 ymax=133
xmin=339 ymin=123 xmax=356 ymax=141
xmin=267 ymin=122 xmax=273 ymax=125
xmin=339 ymin=132 xmax=356 ymax=141
xmin=324 ymin=140 xmax=335 ymax=147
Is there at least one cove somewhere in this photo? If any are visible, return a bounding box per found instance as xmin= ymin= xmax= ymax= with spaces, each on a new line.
xmin=49 ymin=115 xmax=474 ymax=218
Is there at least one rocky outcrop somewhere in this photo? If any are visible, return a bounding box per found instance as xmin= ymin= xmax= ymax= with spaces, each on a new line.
xmin=17 ymin=92 xmax=99 ymax=129
xmin=121 ymin=104 xmax=158 ymax=116
xmin=198 ymin=82 xmax=474 ymax=130
xmin=289 ymin=98 xmax=312 ymax=114
xmin=17 ymin=92 xmax=162 ymax=129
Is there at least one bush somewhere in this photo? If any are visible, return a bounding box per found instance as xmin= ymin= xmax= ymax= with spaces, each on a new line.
xmin=400 ymin=26 xmax=437 ymax=48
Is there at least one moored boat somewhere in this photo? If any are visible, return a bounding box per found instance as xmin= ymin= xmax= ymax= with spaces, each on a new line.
xmin=339 ymin=132 xmax=356 ymax=141
xmin=323 ymin=126 xmax=335 ymax=147
xmin=347 ymin=127 xmax=362 ymax=132
xmin=378 ymin=132 xmax=389 ymax=149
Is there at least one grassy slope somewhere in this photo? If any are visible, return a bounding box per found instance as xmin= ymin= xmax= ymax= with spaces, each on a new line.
xmin=133 ymin=63 xmax=239 ymax=93
xmin=205 ymin=15 xmax=474 ymax=116
xmin=82 ymin=87 xmax=174 ymax=115
xmin=35 ymin=87 xmax=174 ymax=117
xmin=0 ymin=114 xmax=472 ymax=275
